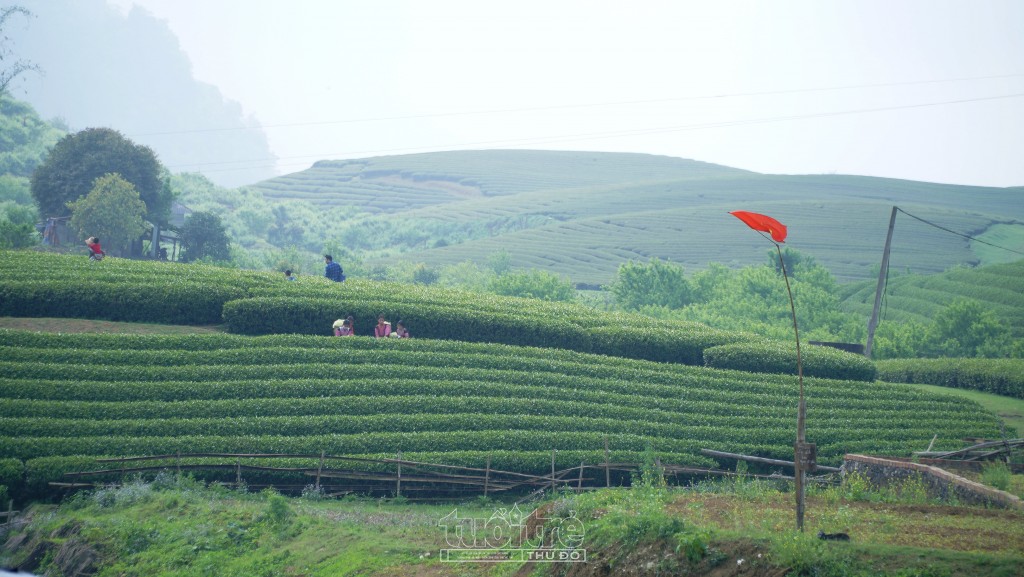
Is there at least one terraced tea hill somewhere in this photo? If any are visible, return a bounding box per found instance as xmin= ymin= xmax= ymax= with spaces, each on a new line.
xmin=839 ymin=259 xmax=1024 ymax=337
xmin=252 ymin=150 xmax=750 ymax=209
xmin=0 ymin=330 xmax=1001 ymax=497
xmin=251 ymin=150 xmax=1024 ymax=284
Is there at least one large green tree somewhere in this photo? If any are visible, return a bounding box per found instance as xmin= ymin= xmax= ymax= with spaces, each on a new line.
xmin=923 ymin=299 xmax=1013 ymax=358
xmin=179 ymin=211 xmax=231 ymax=263
xmin=66 ymin=173 xmax=146 ymax=255
xmin=609 ymin=258 xmax=693 ymax=310
xmin=30 ymin=127 xmax=169 ymax=223
xmin=489 ymin=269 xmax=576 ymax=302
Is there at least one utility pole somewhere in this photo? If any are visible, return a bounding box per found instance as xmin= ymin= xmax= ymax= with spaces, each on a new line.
xmin=865 ymin=206 xmax=898 ymax=359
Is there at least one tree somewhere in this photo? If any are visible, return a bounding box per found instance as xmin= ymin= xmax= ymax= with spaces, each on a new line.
xmin=1 ymin=96 xmax=65 ymax=178
xmin=0 ymin=6 xmax=40 ymax=95
xmin=0 ymin=201 xmax=37 ymax=248
xmin=489 ymin=269 xmax=576 ymax=302
xmin=179 ymin=211 xmax=231 ymax=263
xmin=608 ymin=258 xmax=693 ymax=310
xmin=487 ymin=250 xmax=512 ymax=275
xmin=923 ymin=299 xmax=1012 ymax=357
xmin=66 ymin=173 xmax=146 ymax=255
xmin=30 ymin=127 xmax=169 ymax=223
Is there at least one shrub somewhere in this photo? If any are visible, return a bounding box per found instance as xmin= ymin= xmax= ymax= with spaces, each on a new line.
xmin=876 ymin=358 xmax=1024 ymax=399
xmin=0 ymin=458 xmax=23 ymax=496
xmin=0 ymin=280 xmax=243 ymax=325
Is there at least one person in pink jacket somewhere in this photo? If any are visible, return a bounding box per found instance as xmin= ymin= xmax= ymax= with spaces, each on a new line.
xmin=374 ymin=314 xmax=391 ymax=338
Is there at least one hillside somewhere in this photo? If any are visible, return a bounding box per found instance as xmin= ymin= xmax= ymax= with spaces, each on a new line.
xmin=0 ymin=250 xmax=1007 ymax=499
xmin=839 ymin=259 xmax=1024 ymax=338
xmin=0 ymin=329 xmax=1001 ymax=497
xmin=250 ymin=150 xmax=1024 ymax=285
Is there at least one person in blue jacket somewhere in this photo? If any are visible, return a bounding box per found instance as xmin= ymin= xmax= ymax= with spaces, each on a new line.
xmin=324 ymin=255 xmax=344 ymax=282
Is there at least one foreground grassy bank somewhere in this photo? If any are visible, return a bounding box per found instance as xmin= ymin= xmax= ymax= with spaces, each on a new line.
xmin=3 ymin=475 xmax=1022 ymax=577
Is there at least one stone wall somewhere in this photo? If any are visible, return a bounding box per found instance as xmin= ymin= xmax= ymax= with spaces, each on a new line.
xmin=843 ymin=454 xmax=1023 ymax=510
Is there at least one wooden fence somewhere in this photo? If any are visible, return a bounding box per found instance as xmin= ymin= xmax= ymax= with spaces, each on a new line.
xmin=51 ymin=447 xmax=838 ymax=500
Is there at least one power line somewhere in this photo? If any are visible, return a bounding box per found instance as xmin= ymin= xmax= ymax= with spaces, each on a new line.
xmin=170 ymin=91 xmax=1024 ymax=174
xmin=896 ymin=207 xmax=1024 ymax=256
xmin=131 ymin=72 xmax=1024 ymax=138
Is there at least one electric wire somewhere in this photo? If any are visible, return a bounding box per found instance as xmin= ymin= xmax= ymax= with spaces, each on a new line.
xmin=895 ymin=208 xmax=1024 ymax=256
xmin=131 ymin=72 xmax=1024 ymax=138
xmin=167 ymin=91 xmax=1024 ymax=174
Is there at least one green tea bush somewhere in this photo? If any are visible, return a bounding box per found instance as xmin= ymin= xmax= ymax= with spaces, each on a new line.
xmin=222 ymin=296 xmax=748 ymax=361
xmin=876 ymin=358 xmax=1024 ymax=399
xmin=702 ymin=340 xmax=877 ymax=382
xmin=0 ymin=458 xmax=23 ymax=495
xmin=588 ymin=324 xmax=741 ymax=365
xmin=0 ymin=280 xmax=243 ymax=325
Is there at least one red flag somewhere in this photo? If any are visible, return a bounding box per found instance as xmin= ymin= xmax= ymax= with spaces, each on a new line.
xmin=730 ymin=211 xmax=787 ymax=243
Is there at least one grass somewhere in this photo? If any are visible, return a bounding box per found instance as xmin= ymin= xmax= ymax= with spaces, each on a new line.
xmin=7 ymin=475 xmax=1021 ymax=577
xmin=1 ymin=475 xmax=506 ymax=577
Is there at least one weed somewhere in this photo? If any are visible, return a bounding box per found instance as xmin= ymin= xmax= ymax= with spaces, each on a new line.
xmin=981 ymin=461 xmax=1012 ymax=491
xmin=261 ymin=489 xmax=292 ymax=526
xmin=673 ymin=525 xmax=711 ymax=563
xmin=768 ymin=530 xmax=833 ymax=575
xmin=879 ymin=473 xmax=930 ymax=505
xmin=838 ymin=470 xmax=874 ymax=501
xmin=633 ymin=443 xmax=667 ymax=490
xmin=300 ymin=484 xmax=325 ymax=501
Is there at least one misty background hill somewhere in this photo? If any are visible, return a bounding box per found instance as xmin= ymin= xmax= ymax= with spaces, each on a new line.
xmin=8 ymin=0 xmax=275 ymax=187
xmin=251 ymin=149 xmax=1024 ymax=286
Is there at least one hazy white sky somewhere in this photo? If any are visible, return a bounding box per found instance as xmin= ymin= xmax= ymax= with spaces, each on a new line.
xmin=107 ymin=0 xmax=1024 ymax=187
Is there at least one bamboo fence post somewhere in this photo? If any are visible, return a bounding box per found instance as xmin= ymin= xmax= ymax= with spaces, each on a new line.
xmin=175 ymin=451 xmax=181 ymax=475
xmin=550 ymin=449 xmax=556 ymax=494
xmin=396 ymin=451 xmax=402 ymax=498
xmin=484 ymin=455 xmax=491 ymax=498
xmin=577 ymin=461 xmax=584 ymax=491
xmin=235 ymin=459 xmax=241 ymax=487
xmin=604 ymin=437 xmax=610 ymax=488
xmin=315 ymin=450 xmax=325 ymax=491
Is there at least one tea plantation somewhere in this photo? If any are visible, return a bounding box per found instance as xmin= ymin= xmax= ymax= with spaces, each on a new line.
xmin=0 ymin=250 xmax=1005 ymax=497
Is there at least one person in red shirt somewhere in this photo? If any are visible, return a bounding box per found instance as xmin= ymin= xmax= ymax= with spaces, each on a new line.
xmin=86 ymin=237 xmax=105 ymax=260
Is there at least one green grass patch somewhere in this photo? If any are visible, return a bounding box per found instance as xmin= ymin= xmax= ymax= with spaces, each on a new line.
xmin=4 ymin=473 xmax=1023 ymax=576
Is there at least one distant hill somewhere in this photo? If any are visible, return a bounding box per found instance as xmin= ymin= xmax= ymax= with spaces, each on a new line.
xmin=251 ymin=149 xmax=1024 ymax=286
